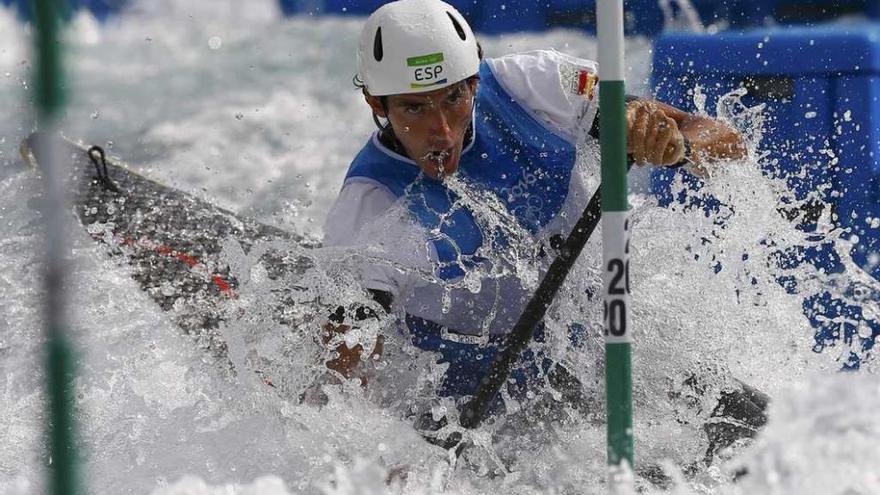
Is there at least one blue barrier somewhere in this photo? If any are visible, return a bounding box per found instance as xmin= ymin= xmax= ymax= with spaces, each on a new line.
xmin=276 ymin=0 xmax=687 ymax=36
xmin=775 ymin=0 xmax=879 ymax=24
xmin=3 ymin=0 xmax=877 ymax=29
xmin=653 ymin=25 xmax=880 ymax=271
xmin=652 ymin=24 xmax=880 ymax=366
xmin=277 ymin=0 xmax=385 ymax=16
xmin=275 ymin=0 xmax=880 ymax=35
xmin=718 ymin=0 xmax=776 ymax=27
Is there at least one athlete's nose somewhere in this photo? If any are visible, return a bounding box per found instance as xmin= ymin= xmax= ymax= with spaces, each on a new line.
xmin=426 ymin=106 xmax=454 ymax=146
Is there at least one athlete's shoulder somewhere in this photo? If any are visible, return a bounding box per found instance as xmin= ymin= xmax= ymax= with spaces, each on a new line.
xmin=484 ymin=49 xmax=599 ymax=139
xmin=486 ymin=49 xmax=598 ymax=90
xmin=488 ymin=49 xmax=596 ymax=68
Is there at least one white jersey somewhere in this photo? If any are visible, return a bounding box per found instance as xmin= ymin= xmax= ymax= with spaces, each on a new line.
xmin=323 ymin=49 xmax=601 ymax=335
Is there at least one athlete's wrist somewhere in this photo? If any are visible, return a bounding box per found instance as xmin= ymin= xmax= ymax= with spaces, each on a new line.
xmin=667 ymin=136 xmax=693 ymax=169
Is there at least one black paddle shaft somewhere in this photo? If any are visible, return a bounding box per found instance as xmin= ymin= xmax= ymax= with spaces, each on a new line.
xmin=459 ymin=162 xmax=633 ymax=429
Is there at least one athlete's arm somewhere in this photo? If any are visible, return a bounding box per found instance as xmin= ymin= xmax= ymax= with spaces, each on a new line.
xmin=590 ymin=97 xmax=746 ymax=176
xmin=629 ymin=99 xmax=747 ymax=173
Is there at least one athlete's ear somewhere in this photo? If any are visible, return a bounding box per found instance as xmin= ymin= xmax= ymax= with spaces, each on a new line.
xmin=365 ymin=93 xmax=387 ymax=119
xmin=467 ymin=77 xmax=480 ymax=95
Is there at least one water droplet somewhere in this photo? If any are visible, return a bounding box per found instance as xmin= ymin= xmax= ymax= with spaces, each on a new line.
xmin=804 ymin=111 xmax=817 ymax=119
xmin=3 ymin=72 xmax=10 ymax=78
xmin=90 ymin=111 xmax=100 ymax=120
xmin=481 ymin=152 xmax=488 ymax=159
xmin=402 ymin=126 xmax=411 ymax=133
xmin=145 ymin=36 xmax=152 ymax=42
xmin=208 ymin=36 xmax=222 ymax=50
xmin=234 ymin=113 xmax=244 ymax=120
xmin=852 ymin=284 xmax=870 ymax=301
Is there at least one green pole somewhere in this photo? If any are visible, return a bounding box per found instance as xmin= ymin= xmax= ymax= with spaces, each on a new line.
xmin=597 ymin=0 xmax=634 ymax=491
xmin=32 ymin=1 xmax=81 ymax=494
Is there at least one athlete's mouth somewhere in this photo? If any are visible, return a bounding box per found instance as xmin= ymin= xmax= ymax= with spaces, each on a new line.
xmin=420 ymin=148 xmax=454 ymax=169
xmin=421 ymin=148 xmax=450 ymax=161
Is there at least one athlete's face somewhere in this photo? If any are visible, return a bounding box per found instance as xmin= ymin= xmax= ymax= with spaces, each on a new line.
xmin=367 ymin=79 xmax=478 ymax=180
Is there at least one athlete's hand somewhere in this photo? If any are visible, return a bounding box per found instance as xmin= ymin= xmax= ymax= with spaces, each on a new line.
xmin=321 ymin=322 xmax=384 ymax=384
xmin=626 ymin=100 xmax=686 ymax=166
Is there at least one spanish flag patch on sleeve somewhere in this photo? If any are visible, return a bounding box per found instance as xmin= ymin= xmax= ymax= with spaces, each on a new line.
xmin=575 ymin=69 xmax=598 ymax=99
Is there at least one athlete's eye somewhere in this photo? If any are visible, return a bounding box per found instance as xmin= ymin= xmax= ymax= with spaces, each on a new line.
xmin=404 ymin=104 xmax=423 ymax=115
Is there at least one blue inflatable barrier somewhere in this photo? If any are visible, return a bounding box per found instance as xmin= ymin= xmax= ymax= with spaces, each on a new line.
xmin=275 ymin=0 xmax=710 ymax=36
xmin=277 ymin=0 xmax=386 ymax=16
xmin=653 ymin=25 xmax=880 ymax=274
xmin=775 ymin=0 xmax=879 ymax=24
xmin=652 ymin=24 xmax=880 ymax=366
xmin=275 ymin=0 xmax=879 ymax=36
xmin=277 ymin=0 xmax=476 ymax=18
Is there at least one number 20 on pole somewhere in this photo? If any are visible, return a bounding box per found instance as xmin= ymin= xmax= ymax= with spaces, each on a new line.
xmin=603 ymin=216 xmax=631 ymax=342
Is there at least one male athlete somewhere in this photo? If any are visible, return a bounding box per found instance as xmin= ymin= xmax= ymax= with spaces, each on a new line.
xmin=317 ymin=0 xmax=762 ymax=457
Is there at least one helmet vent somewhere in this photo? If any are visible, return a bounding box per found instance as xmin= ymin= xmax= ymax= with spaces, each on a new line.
xmin=373 ymin=27 xmax=384 ymax=61
xmin=447 ymin=12 xmax=467 ymax=41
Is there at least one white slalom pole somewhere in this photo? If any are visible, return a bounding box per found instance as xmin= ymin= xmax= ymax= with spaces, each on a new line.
xmin=597 ymin=0 xmax=634 ymax=493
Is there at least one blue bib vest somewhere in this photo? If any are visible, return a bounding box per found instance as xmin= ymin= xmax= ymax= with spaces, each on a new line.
xmin=344 ymin=62 xmax=577 ymax=280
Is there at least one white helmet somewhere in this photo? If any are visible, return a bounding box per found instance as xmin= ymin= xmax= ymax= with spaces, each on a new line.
xmin=357 ymin=0 xmax=480 ymax=97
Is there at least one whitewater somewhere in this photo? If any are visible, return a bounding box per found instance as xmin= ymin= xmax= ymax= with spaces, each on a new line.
xmin=1 ymin=1 xmax=879 ymax=494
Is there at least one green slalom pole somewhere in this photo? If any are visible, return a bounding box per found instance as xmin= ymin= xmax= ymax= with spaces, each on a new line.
xmin=32 ymin=1 xmax=81 ymax=494
xmin=597 ymin=0 xmax=634 ymax=491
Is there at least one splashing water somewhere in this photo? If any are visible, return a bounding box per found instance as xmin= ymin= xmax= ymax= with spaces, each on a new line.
xmin=0 ymin=1 xmax=878 ymax=494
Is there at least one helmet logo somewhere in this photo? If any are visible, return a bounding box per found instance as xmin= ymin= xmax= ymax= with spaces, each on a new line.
xmin=408 ymin=52 xmax=447 ymax=89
